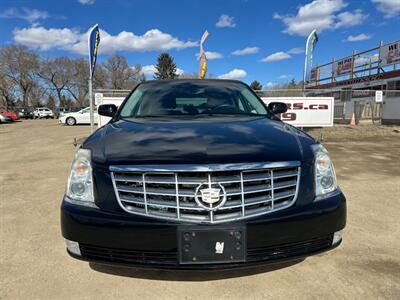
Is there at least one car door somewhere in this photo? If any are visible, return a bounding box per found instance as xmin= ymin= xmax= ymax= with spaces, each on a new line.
xmin=79 ymin=108 xmax=91 ymax=124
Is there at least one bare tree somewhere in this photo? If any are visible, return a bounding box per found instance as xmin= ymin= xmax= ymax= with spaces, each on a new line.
xmin=0 ymin=45 xmax=39 ymax=107
xmin=65 ymin=59 xmax=110 ymax=107
xmin=44 ymin=95 xmax=56 ymax=111
xmin=0 ymin=72 xmax=17 ymax=108
xmin=37 ymin=57 xmax=74 ymax=106
xmin=104 ymin=55 xmax=142 ymax=89
xmin=28 ymin=81 xmax=47 ymax=108
xmin=0 ymin=45 xmax=147 ymax=109
xmin=65 ymin=58 xmax=89 ymax=107
xmin=93 ymin=63 xmax=108 ymax=89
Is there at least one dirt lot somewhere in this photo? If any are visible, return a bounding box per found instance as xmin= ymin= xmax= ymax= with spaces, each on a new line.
xmin=1 ymin=120 xmax=399 ymax=300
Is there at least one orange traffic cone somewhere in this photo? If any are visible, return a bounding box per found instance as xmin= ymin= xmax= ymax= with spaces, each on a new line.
xmin=350 ymin=113 xmax=356 ymax=126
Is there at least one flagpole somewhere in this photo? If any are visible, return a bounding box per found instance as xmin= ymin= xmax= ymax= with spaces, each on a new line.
xmin=302 ymin=29 xmax=316 ymax=94
xmin=88 ymin=25 xmax=94 ymax=133
xmin=89 ymin=75 xmax=94 ymax=133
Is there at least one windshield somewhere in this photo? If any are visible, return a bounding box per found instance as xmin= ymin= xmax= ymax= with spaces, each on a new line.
xmin=119 ymin=80 xmax=269 ymax=118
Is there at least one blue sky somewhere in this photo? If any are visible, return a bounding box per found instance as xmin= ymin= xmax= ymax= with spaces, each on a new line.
xmin=0 ymin=0 xmax=399 ymax=88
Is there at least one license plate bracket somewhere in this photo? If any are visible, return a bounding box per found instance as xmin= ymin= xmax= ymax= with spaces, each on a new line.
xmin=178 ymin=226 xmax=246 ymax=264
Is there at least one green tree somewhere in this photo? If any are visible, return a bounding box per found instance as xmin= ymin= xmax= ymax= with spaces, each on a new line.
xmin=154 ymin=53 xmax=178 ymax=79
xmin=250 ymin=80 xmax=263 ymax=91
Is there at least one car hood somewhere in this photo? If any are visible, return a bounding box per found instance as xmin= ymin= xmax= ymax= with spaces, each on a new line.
xmin=85 ymin=117 xmax=315 ymax=166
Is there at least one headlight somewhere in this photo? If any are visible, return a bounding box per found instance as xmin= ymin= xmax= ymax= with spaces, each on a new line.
xmin=65 ymin=148 xmax=95 ymax=206
xmin=312 ymin=144 xmax=337 ymax=199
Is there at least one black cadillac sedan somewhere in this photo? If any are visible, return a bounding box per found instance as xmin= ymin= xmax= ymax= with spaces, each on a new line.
xmin=61 ymin=79 xmax=346 ymax=269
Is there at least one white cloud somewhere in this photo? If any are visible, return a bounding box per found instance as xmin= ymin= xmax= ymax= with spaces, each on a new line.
xmin=287 ymin=47 xmax=304 ymax=54
xmin=274 ymin=0 xmax=367 ymax=36
xmin=345 ymin=33 xmax=372 ymax=42
xmin=78 ymin=0 xmax=95 ymax=4
xmin=216 ymin=14 xmax=236 ymax=28
xmin=0 ymin=7 xmax=48 ymax=25
xmin=335 ymin=9 xmax=368 ymax=28
xmin=142 ymin=65 xmax=157 ymax=76
xmin=261 ymin=46 xmax=304 ymax=62
xmin=273 ymin=0 xmax=347 ymax=36
xmin=261 ymin=51 xmax=291 ymax=62
xmin=141 ymin=65 xmax=184 ymax=77
xmin=266 ymin=82 xmax=278 ymax=89
xmin=279 ymin=74 xmax=294 ymax=79
xmin=196 ymin=51 xmax=223 ymax=60
xmin=218 ymin=69 xmax=247 ymax=79
xmin=372 ymin=0 xmax=400 ymax=18
xmin=231 ymin=47 xmax=259 ymax=56
xmin=13 ymin=27 xmax=79 ymax=50
xmin=13 ymin=26 xmax=197 ymax=54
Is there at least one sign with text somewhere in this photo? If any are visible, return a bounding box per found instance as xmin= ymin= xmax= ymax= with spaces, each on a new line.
xmin=375 ymin=91 xmax=383 ymax=103
xmin=333 ymin=57 xmax=354 ymax=77
xmin=261 ymin=97 xmax=334 ymax=127
xmin=379 ymin=41 xmax=400 ymax=67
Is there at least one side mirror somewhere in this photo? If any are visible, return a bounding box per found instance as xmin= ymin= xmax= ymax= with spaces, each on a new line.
xmin=98 ymin=104 xmax=117 ymax=117
xmin=268 ymin=102 xmax=288 ymax=114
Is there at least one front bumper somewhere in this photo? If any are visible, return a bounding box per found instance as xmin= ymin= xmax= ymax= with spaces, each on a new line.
xmin=61 ymin=190 xmax=346 ymax=269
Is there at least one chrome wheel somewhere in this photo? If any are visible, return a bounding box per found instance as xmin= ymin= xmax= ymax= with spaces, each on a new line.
xmin=66 ymin=117 xmax=76 ymax=126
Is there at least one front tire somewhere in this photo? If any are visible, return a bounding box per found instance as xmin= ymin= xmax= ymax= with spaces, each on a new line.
xmin=66 ymin=117 xmax=76 ymax=126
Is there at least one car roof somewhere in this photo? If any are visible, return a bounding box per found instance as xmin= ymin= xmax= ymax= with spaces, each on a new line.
xmin=139 ymin=78 xmax=247 ymax=85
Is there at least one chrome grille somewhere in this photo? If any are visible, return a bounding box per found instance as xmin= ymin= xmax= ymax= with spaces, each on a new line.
xmin=110 ymin=162 xmax=300 ymax=224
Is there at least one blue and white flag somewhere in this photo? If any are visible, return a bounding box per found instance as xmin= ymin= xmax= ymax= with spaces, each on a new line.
xmin=88 ymin=24 xmax=100 ymax=77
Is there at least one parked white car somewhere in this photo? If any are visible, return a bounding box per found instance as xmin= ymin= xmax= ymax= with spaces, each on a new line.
xmin=33 ymin=107 xmax=54 ymax=119
xmin=59 ymin=107 xmax=98 ymax=126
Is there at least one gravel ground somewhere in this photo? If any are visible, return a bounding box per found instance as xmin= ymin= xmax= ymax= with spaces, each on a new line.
xmin=1 ymin=120 xmax=399 ymax=300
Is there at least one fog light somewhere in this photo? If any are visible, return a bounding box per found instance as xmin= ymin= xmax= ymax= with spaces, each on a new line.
xmin=332 ymin=230 xmax=343 ymax=245
xmin=321 ymin=176 xmax=334 ymax=189
xmin=70 ymin=182 xmax=86 ymax=195
xmin=65 ymin=239 xmax=81 ymax=256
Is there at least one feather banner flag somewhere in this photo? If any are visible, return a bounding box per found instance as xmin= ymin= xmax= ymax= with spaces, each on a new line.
xmin=199 ymin=30 xmax=209 ymax=79
xmin=88 ymin=24 xmax=100 ymax=77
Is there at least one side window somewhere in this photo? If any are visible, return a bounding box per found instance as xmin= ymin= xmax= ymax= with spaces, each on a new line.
xmin=237 ymin=98 xmax=246 ymax=112
xmin=240 ymin=88 xmax=267 ymax=114
xmin=232 ymin=92 xmax=251 ymax=113
xmin=120 ymin=90 xmax=144 ymax=117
